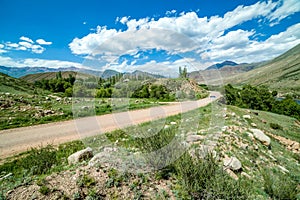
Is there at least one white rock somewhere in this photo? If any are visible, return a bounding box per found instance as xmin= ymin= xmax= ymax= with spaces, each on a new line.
xmin=243 ymin=115 xmax=251 ymax=119
xmin=250 ymin=129 xmax=271 ymax=146
xmin=224 ymin=157 xmax=242 ymax=171
xmin=68 ymin=147 xmax=93 ymax=165
xmin=251 ymin=123 xmax=257 ymax=127
xmin=170 ymin=121 xmax=177 ymax=125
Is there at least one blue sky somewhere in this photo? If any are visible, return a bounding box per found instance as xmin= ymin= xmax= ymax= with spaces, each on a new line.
xmin=0 ymin=0 xmax=299 ymax=76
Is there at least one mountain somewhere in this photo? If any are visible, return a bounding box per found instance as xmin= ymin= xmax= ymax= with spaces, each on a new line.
xmin=206 ymin=60 xmax=238 ymax=70
xmin=188 ymin=62 xmax=264 ymax=85
xmin=226 ymin=43 xmax=300 ymax=94
xmin=0 ymin=66 xmax=103 ymax=78
xmin=101 ymin=69 xmax=120 ymax=79
xmin=129 ymin=70 xmax=165 ymax=78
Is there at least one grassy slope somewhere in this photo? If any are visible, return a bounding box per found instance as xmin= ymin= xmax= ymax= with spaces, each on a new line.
xmin=20 ymin=71 xmax=93 ymax=83
xmin=227 ymin=43 xmax=300 ymax=94
xmin=0 ymin=72 xmax=37 ymax=95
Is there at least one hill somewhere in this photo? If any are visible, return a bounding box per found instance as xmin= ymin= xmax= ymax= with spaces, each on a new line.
xmin=0 ymin=72 xmax=36 ymax=94
xmin=188 ymin=62 xmax=263 ymax=85
xmin=227 ymin=43 xmax=300 ymax=94
xmin=206 ymin=60 xmax=238 ymax=70
xmin=21 ymin=71 xmax=94 ymax=83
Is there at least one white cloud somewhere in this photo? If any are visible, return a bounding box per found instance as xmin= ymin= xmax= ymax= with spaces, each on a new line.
xmin=203 ymin=23 xmax=300 ymax=63
xmin=67 ymin=0 xmax=300 ymax=75
xmin=18 ymin=41 xmax=45 ymax=54
xmin=0 ymin=55 xmax=92 ymax=69
xmin=6 ymin=43 xmax=19 ymax=48
xmin=36 ymin=39 xmax=52 ymax=45
xmin=268 ymin=0 xmax=300 ymax=26
xmin=119 ymin=16 xmax=129 ymax=24
xmin=69 ymin=26 xmax=120 ymax=55
xmin=20 ymin=36 xmax=34 ymax=43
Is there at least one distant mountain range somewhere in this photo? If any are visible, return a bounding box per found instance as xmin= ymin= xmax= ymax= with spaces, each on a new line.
xmin=0 ymin=66 xmax=165 ymax=80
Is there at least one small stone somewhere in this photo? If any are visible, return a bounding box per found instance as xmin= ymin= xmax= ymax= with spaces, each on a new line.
xmin=225 ymin=168 xmax=239 ymax=180
xmin=243 ymin=115 xmax=251 ymax=119
xmin=251 ymin=123 xmax=257 ymax=127
xmin=241 ymin=172 xmax=251 ymax=179
xmin=170 ymin=121 xmax=177 ymax=125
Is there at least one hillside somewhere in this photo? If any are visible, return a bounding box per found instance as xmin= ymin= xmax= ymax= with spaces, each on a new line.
xmin=188 ymin=62 xmax=263 ymax=85
xmin=21 ymin=71 xmax=93 ymax=83
xmin=227 ymin=43 xmax=300 ymax=94
xmin=0 ymin=72 xmax=36 ymax=94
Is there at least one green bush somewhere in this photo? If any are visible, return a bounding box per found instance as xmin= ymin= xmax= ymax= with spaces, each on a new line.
xmin=174 ymin=153 xmax=250 ymax=199
xmin=269 ymin=123 xmax=282 ymax=130
xmin=39 ymin=185 xmax=50 ymax=195
xmin=261 ymin=168 xmax=299 ymax=200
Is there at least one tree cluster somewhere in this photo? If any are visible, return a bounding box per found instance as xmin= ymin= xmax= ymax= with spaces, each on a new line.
xmin=225 ymin=84 xmax=300 ymax=120
xmin=34 ymin=72 xmax=75 ymax=97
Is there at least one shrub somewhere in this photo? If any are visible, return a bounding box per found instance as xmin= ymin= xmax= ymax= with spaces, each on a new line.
xmin=174 ymin=152 xmax=250 ymax=199
xmin=269 ymin=123 xmax=282 ymax=130
xmin=39 ymin=185 xmax=50 ymax=195
xmin=261 ymin=168 xmax=299 ymax=200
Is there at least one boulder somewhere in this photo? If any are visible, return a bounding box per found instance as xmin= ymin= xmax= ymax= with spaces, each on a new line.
xmin=250 ymin=129 xmax=271 ymax=146
xmin=68 ymin=147 xmax=93 ymax=165
xmin=224 ymin=157 xmax=242 ymax=171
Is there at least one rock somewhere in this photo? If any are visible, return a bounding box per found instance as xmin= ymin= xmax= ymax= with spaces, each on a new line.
xmin=241 ymin=172 xmax=251 ymax=179
xmin=170 ymin=121 xmax=177 ymax=125
xmin=243 ymin=115 xmax=251 ymax=119
xmin=164 ymin=125 xmax=170 ymax=129
xmin=186 ymin=135 xmax=204 ymax=143
xmin=251 ymin=123 xmax=257 ymax=127
xmin=224 ymin=157 xmax=242 ymax=171
xmin=278 ymin=165 xmax=289 ymax=173
xmin=225 ymin=168 xmax=239 ymax=180
xmin=68 ymin=147 xmax=93 ymax=165
xmin=250 ymin=129 xmax=271 ymax=146
xmin=261 ymin=119 xmax=267 ymax=124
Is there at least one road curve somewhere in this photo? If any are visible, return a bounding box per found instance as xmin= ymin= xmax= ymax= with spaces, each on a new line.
xmin=0 ymin=91 xmax=221 ymax=160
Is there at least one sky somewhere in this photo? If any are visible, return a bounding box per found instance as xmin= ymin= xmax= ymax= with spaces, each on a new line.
xmin=0 ymin=0 xmax=299 ymax=77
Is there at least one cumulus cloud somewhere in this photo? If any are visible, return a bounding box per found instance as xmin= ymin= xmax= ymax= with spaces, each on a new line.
xmin=0 ymin=55 xmax=92 ymax=69
xmin=268 ymin=0 xmax=300 ymax=26
xmin=67 ymin=0 xmax=300 ymax=74
xmin=119 ymin=16 xmax=129 ymax=24
xmin=204 ymin=23 xmax=300 ymax=63
xmin=36 ymin=39 xmax=52 ymax=45
xmin=20 ymin=36 xmax=34 ymax=43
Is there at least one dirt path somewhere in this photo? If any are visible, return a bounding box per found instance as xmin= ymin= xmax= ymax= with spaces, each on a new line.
xmin=0 ymin=92 xmax=221 ymax=160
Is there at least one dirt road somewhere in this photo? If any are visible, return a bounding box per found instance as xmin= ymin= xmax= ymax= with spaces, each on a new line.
xmin=0 ymin=91 xmax=221 ymax=159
